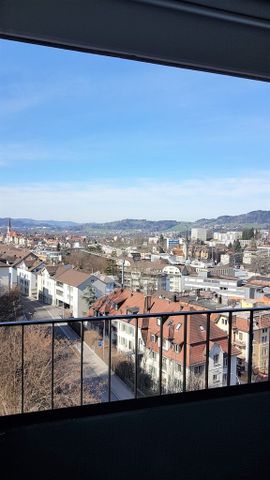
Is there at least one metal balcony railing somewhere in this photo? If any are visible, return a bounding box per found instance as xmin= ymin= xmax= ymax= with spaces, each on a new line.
xmin=1 ymin=305 xmax=270 ymax=416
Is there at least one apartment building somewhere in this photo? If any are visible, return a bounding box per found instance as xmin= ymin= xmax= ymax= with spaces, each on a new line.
xmin=216 ymin=312 xmax=270 ymax=376
xmin=162 ymin=265 xmax=192 ymax=293
xmin=89 ymin=289 xmax=239 ymax=391
xmin=191 ymin=228 xmax=212 ymax=242
xmin=37 ymin=264 xmax=72 ymax=304
xmin=53 ymin=269 xmax=94 ymax=317
xmin=214 ymin=231 xmax=242 ymax=245
xmin=182 ymin=274 xmax=245 ymax=300
xmin=15 ymin=253 xmax=44 ymax=298
xmin=253 ymin=315 xmax=270 ymax=375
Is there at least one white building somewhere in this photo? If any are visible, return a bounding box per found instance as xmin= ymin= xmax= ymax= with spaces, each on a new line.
xmin=54 ymin=269 xmax=96 ymax=317
xmin=37 ymin=264 xmax=72 ymax=304
xmin=214 ymin=231 xmax=242 ymax=245
xmin=162 ymin=265 xmax=183 ymax=292
xmin=191 ymin=228 xmax=212 ymax=242
xmin=15 ymin=253 xmax=44 ymax=298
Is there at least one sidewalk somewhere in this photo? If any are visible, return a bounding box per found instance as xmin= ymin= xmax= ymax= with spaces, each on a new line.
xmin=59 ymin=324 xmax=134 ymax=401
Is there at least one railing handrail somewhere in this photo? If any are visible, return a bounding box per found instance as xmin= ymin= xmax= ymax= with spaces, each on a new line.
xmin=1 ymin=305 xmax=270 ymax=327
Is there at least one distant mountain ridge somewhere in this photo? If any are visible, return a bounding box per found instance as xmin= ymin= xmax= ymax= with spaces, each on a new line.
xmin=0 ymin=210 xmax=270 ymax=232
xmin=194 ymin=210 xmax=270 ymax=228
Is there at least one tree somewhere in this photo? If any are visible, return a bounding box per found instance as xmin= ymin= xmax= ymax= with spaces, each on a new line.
xmin=0 ymin=324 xmax=105 ymax=415
xmin=105 ymin=258 xmax=117 ymax=276
xmin=187 ymin=370 xmax=204 ymax=391
xmin=0 ymin=288 xmax=22 ymax=322
xmin=233 ymin=239 xmax=242 ymax=252
xmin=82 ymin=285 xmax=97 ymax=308
xmin=242 ymin=228 xmax=255 ymax=240
xmin=111 ymin=350 xmax=154 ymax=396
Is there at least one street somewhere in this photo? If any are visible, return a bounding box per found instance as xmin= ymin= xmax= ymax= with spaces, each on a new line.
xmin=20 ymin=297 xmax=134 ymax=402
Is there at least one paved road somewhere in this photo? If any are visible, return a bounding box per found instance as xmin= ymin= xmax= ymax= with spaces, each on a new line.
xmin=20 ymin=297 xmax=134 ymax=402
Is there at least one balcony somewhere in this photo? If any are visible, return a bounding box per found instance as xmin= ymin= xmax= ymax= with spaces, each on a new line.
xmin=0 ymin=305 xmax=269 ymax=412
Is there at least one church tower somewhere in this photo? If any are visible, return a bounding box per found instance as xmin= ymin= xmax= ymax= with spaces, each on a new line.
xmin=7 ymin=218 xmax=11 ymax=235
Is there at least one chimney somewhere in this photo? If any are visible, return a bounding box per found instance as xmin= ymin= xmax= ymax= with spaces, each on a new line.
xmin=144 ymin=295 xmax=152 ymax=313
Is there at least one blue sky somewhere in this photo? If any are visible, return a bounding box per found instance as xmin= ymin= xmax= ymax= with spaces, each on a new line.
xmin=1 ymin=39 xmax=270 ymax=222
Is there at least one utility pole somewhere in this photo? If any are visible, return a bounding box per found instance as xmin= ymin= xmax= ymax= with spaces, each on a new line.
xmin=121 ymin=259 xmax=124 ymax=288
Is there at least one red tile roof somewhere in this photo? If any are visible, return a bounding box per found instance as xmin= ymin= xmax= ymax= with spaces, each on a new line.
xmin=89 ymin=289 xmax=239 ymax=367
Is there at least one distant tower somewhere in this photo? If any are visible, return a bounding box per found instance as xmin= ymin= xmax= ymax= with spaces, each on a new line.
xmin=184 ymin=229 xmax=189 ymax=260
xmin=7 ymin=218 xmax=11 ymax=235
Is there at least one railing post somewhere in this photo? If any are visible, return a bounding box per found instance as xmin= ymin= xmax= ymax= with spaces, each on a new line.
xmin=159 ymin=316 xmax=167 ymax=395
xmin=21 ymin=324 xmax=24 ymax=414
xmin=205 ymin=313 xmax=211 ymax=389
xmin=183 ymin=314 xmax=187 ymax=392
xmin=248 ymin=311 xmax=254 ymax=384
xmin=134 ymin=316 xmax=139 ymax=398
xmin=108 ymin=319 xmax=112 ymax=402
xmin=80 ymin=321 xmax=84 ymax=406
xmin=51 ymin=323 xmax=54 ymax=410
xmin=268 ymin=325 xmax=270 ymax=382
xmin=227 ymin=312 xmax=232 ymax=387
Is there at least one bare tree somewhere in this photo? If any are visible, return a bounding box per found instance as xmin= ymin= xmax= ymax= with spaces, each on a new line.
xmin=0 ymin=324 xmax=105 ymax=415
xmin=0 ymin=288 xmax=22 ymax=322
xmin=64 ymin=251 xmax=108 ymax=273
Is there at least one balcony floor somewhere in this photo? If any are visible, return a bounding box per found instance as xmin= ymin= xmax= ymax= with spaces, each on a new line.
xmin=1 ymin=382 xmax=270 ymax=480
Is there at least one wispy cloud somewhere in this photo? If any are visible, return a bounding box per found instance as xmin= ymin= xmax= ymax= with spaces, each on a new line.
xmin=0 ymin=173 xmax=269 ymax=222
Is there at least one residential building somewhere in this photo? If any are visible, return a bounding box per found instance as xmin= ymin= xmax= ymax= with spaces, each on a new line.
xmin=15 ymin=253 xmax=44 ymax=298
xmin=54 ymin=268 xmax=97 ymax=317
xmin=213 ymin=231 xmax=242 ymax=245
xmin=191 ymin=228 xmax=212 ymax=242
xmin=37 ymin=264 xmax=72 ymax=304
xmin=89 ymin=289 xmax=239 ymax=391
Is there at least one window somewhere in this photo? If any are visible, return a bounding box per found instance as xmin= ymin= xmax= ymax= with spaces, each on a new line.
xmin=176 ymin=363 xmax=181 ymax=372
xmin=239 ymin=332 xmax=243 ymax=341
xmin=262 ymin=328 xmax=268 ymax=333
xmin=223 ymin=356 xmax=228 ymax=367
xmin=194 ymin=365 xmax=203 ymax=375
xmin=213 ymin=354 xmax=219 ymax=365
xmin=213 ymin=374 xmax=219 ymax=382
xmin=156 ymin=318 xmax=161 ymax=326
xmin=150 ymin=334 xmax=155 ymax=342
xmin=174 ymin=379 xmax=181 ymax=389
xmin=162 ymin=339 xmax=168 ymax=350
xmin=120 ymin=337 xmax=127 ymax=347
xmin=174 ymin=344 xmax=181 ymax=353
xmin=262 ymin=336 xmax=267 ymax=343
xmin=162 ymin=356 xmax=167 ymax=371
xmin=223 ymin=373 xmax=227 ymax=384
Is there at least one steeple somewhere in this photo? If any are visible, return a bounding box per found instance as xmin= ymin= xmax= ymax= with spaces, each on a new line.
xmin=7 ymin=218 xmax=11 ymax=235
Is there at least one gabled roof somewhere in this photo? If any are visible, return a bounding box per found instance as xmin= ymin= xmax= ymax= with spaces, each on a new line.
xmin=89 ymin=288 xmax=240 ymax=367
xmin=14 ymin=252 xmax=43 ymax=270
xmin=55 ymin=268 xmax=92 ymax=288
